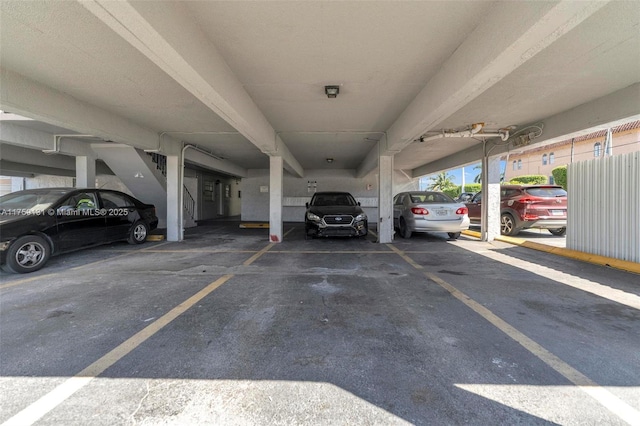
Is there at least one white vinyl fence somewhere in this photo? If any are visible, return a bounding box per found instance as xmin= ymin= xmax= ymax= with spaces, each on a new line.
xmin=567 ymin=152 xmax=639 ymax=263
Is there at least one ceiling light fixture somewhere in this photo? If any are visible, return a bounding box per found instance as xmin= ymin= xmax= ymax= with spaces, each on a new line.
xmin=326 ymin=158 xmax=334 ymax=163
xmin=324 ymin=85 xmax=340 ymax=98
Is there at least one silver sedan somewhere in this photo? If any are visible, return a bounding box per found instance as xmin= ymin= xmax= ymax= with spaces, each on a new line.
xmin=393 ymin=191 xmax=470 ymax=239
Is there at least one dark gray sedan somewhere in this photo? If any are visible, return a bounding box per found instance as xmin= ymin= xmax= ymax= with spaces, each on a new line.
xmin=0 ymin=187 xmax=158 ymax=273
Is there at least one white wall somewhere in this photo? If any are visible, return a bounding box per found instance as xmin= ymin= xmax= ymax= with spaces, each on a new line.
xmin=241 ymin=168 xmax=419 ymax=223
xmin=567 ymin=152 xmax=639 ymax=262
xmin=96 ymin=175 xmax=132 ymax=194
xmin=25 ymin=175 xmax=74 ymax=189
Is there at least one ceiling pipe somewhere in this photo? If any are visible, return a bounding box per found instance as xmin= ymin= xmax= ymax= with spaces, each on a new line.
xmin=417 ymin=123 xmax=509 ymax=143
xmin=43 ymin=134 xmax=95 ymax=154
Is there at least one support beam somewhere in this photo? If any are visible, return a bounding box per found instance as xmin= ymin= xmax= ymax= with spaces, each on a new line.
xmin=166 ymin=154 xmax=181 ymax=242
xmin=358 ymin=0 xmax=609 ymax=177
xmin=0 ymin=69 xmax=160 ymax=151
xmin=81 ymin=1 xmax=303 ymax=178
xmin=269 ymin=156 xmax=284 ymax=243
xmin=480 ymin=153 xmax=501 ymax=242
xmin=0 ymin=160 xmax=69 ymax=177
xmin=184 ymin=149 xmax=247 ymax=179
xmin=412 ymin=83 xmax=640 ymax=178
xmin=0 ymin=122 xmax=94 ymax=156
xmin=0 ymin=143 xmax=76 ymax=171
xmin=75 ymin=156 xmax=96 ymax=188
xmin=378 ymin=155 xmax=394 ymax=243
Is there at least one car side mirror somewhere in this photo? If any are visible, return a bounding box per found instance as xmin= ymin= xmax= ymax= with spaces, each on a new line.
xmin=357 ymin=202 xmax=361 ymax=206
xmin=305 ymin=202 xmax=309 ymax=208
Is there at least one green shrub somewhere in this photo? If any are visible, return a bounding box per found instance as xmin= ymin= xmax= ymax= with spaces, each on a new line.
xmin=552 ymin=166 xmax=567 ymax=189
xmin=462 ymin=183 xmax=481 ymax=193
xmin=443 ymin=188 xmax=458 ymax=198
xmin=509 ymin=175 xmax=548 ymax=185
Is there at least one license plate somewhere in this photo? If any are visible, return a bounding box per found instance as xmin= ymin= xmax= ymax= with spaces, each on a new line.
xmin=550 ymin=210 xmax=565 ymax=216
xmin=436 ymin=209 xmax=448 ymax=216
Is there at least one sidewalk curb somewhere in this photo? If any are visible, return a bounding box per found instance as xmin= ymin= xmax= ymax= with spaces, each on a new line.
xmin=462 ymin=230 xmax=640 ymax=275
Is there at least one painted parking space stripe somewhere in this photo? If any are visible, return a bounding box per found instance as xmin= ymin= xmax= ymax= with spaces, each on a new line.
xmin=387 ymin=244 xmax=640 ymax=426
xmin=0 ymin=242 xmax=171 ymax=290
xmin=2 ymin=240 xmax=276 ymax=426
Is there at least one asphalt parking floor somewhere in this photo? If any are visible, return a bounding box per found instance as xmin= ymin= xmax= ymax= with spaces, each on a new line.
xmin=1 ymin=222 xmax=639 ymax=425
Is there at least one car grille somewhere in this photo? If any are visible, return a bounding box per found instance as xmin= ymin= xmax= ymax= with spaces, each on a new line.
xmin=323 ymin=215 xmax=354 ymax=225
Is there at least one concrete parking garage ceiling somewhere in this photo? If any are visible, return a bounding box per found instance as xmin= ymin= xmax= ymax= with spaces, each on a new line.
xmin=1 ymin=1 xmax=639 ymax=178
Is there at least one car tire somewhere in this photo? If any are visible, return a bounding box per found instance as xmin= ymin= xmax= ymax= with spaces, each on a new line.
xmin=447 ymin=232 xmax=461 ymax=240
xmin=128 ymin=221 xmax=148 ymax=244
xmin=500 ymin=213 xmax=519 ymax=236
xmin=549 ymin=227 xmax=566 ymax=236
xmin=399 ymin=218 xmax=412 ymax=239
xmin=3 ymin=235 xmax=51 ymax=274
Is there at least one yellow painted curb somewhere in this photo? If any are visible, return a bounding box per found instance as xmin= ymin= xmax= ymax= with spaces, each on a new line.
xmin=146 ymin=235 xmax=165 ymax=241
xmin=239 ymin=223 xmax=270 ymax=229
xmin=461 ymin=230 xmax=640 ymax=275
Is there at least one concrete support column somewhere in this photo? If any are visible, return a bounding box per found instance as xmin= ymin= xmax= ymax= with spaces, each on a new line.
xmin=166 ymin=153 xmax=182 ymax=242
xmin=480 ymin=150 xmax=501 ymax=242
xmin=378 ymin=155 xmax=394 ymax=243
xmin=75 ymin=156 xmax=96 ymax=188
xmin=269 ymin=156 xmax=284 ymax=243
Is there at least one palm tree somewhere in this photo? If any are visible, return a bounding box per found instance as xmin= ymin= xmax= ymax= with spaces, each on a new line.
xmin=474 ymin=164 xmax=505 ymax=183
xmin=474 ymin=165 xmax=482 ymax=183
xmin=428 ymin=172 xmax=455 ymax=191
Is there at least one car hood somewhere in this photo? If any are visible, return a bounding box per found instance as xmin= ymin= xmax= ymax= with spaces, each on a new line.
xmin=308 ymin=205 xmax=365 ymax=216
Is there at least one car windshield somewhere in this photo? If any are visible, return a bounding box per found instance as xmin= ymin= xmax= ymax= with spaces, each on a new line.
xmin=525 ymin=187 xmax=567 ymax=197
xmin=0 ymin=189 xmax=68 ymax=213
xmin=311 ymin=194 xmax=356 ymax=206
xmin=409 ymin=192 xmax=455 ymax=203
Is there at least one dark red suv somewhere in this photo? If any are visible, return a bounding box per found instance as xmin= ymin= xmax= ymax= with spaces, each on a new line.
xmin=465 ymin=185 xmax=567 ymax=236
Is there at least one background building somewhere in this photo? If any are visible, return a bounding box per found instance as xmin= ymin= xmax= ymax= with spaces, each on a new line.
xmin=504 ymin=120 xmax=640 ymax=183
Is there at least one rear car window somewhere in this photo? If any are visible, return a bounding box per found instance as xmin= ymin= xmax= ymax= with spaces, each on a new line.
xmin=411 ymin=193 xmax=455 ymax=203
xmin=525 ymin=187 xmax=567 ymax=197
xmin=100 ymin=191 xmax=133 ymax=208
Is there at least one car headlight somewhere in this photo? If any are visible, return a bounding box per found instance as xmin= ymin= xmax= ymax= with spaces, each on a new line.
xmin=307 ymin=212 xmax=321 ymax=221
xmin=355 ymin=213 xmax=367 ymax=222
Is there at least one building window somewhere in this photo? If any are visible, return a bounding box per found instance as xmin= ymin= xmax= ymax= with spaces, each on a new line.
xmin=512 ymin=160 xmax=517 ymax=171
xmin=594 ymin=142 xmax=601 ymax=157
xmin=517 ymin=159 xmax=522 ymax=170
xmin=542 ymin=154 xmax=548 ymax=165
xmin=549 ymin=152 xmax=555 ymax=164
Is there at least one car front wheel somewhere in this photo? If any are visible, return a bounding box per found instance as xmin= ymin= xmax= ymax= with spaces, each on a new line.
xmin=549 ymin=227 xmax=566 ymax=236
xmin=128 ymin=221 xmax=148 ymax=244
xmin=3 ymin=235 xmax=51 ymax=274
xmin=500 ymin=213 xmax=519 ymax=236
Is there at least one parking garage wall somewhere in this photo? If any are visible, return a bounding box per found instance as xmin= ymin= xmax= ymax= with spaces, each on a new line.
xmin=241 ymin=169 xmax=380 ymax=222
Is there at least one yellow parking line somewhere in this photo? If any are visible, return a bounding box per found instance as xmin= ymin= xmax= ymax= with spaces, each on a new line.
xmin=0 ymin=242 xmax=170 ymax=290
xmin=389 ymin=244 xmax=640 ymax=425
xmin=387 ymin=244 xmax=423 ymax=270
xmin=462 ymin=230 xmax=640 ymax=275
xmin=2 ymin=241 xmax=276 ymax=426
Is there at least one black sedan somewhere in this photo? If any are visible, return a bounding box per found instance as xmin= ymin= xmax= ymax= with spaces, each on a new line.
xmin=0 ymin=188 xmax=159 ymax=273
xmin=305 ymin=191 xmax=368 ymax=238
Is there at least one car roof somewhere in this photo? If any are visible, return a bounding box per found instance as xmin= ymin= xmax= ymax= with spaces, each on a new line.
xmin=312 ymin=191 xmax=354 ymax=195
xmin=501 ymin=184 xmax=564 ymax=189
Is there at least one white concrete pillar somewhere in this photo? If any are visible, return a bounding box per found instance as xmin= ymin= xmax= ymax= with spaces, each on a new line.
xmin=480 ymin=154 xmax=501 ymax=241
xmin=75 ymin=156 xmax=96 ymax=188
xmin=378 ymin=155 xmax=394 ymax=243
xmin=166 ymin=154 xmax=182 ymax=242
xmin=269 ymin=156 xmax=284 ymax=243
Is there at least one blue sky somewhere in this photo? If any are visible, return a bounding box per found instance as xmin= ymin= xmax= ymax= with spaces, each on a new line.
xmin=419 ymin=161 xmax=506 ymax=189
